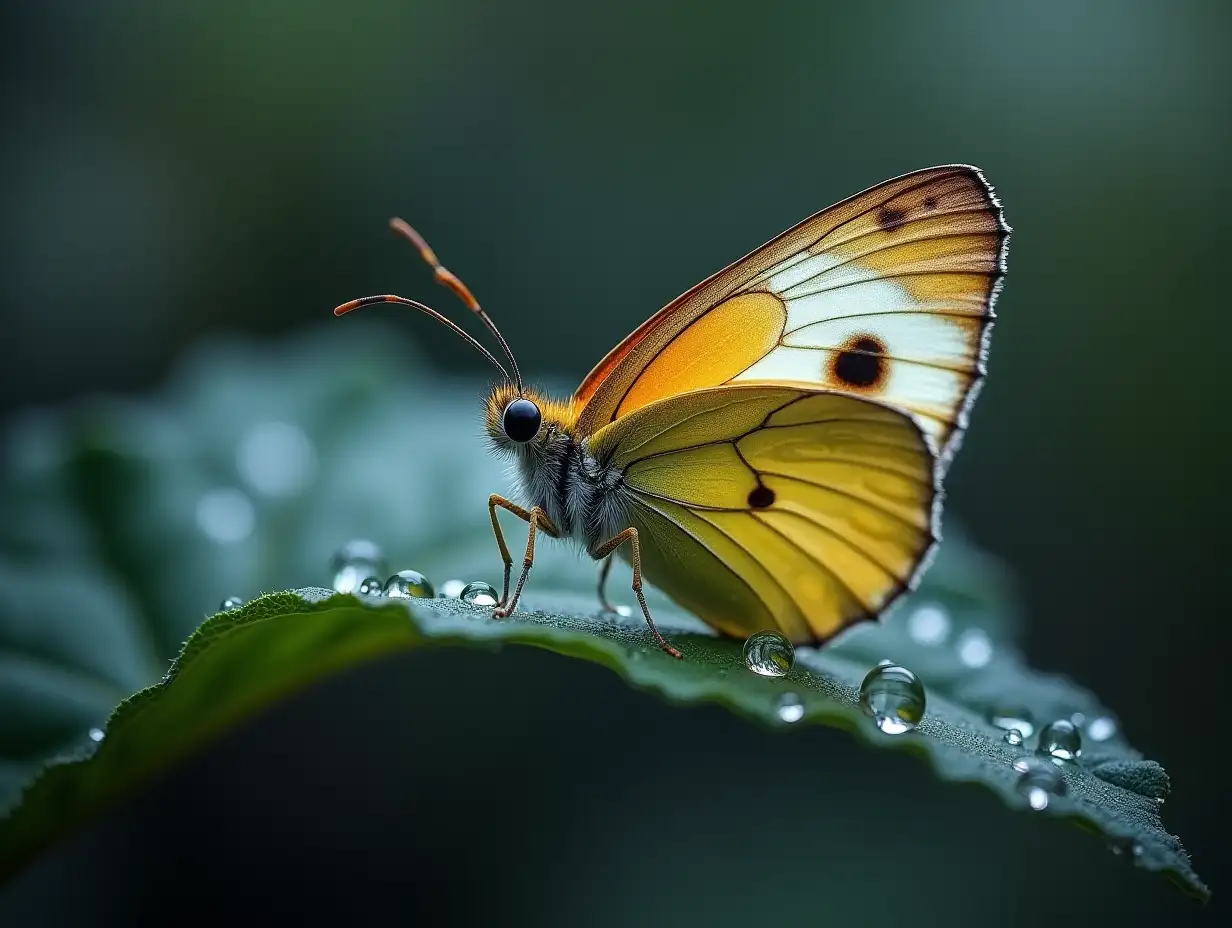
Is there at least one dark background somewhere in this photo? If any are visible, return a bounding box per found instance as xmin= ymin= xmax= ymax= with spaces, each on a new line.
xmin=1 ymin=1 xmax=1229 ymax=924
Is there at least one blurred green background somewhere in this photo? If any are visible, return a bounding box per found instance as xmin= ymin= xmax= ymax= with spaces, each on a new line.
xmin=1 ymin=0 xmax=1228 ymax=924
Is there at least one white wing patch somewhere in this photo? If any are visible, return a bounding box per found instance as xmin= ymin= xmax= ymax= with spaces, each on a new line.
xmin=723 ymin=178 xmax=1006 ymax=460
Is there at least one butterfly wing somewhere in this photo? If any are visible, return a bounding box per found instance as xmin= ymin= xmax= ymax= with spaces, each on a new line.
xmin=574 ymin=165 xmax=1009 ymax=465
xmin=589 ymin=384 xmax=938 ymax=644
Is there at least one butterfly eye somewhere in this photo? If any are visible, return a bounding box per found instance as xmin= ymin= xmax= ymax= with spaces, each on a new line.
xmin=502 ymin=398 xmax=542 ymax=443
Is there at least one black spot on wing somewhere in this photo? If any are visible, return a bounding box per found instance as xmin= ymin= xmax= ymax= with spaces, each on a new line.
xmin=830 ymin=335 xmax=887 ymax=390
xmin=878 ymin=205 xmax=907 ymax=232
xmin=747 ymin=485 xmax=775 ymax=509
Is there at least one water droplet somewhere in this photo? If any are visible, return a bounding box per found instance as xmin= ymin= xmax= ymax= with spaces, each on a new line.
xmin=955 ymin=628 xmax=994 ymax=668
xmin=906 ymin=602 xmax=951 ymax=645
xmin=1037 ymin=718 xmax=1082 ymax=761
xmin=357 ymin=577 xmax=385 ymax=596
xmin=776 ymin=692 xmax=805 ymax=723
xmin=236 ymin=420 xmax=316 ymax=497
xmin=988 ymin=706 xmax=1035 ymax=739
xmin=1014 ymin=756 xmax=1066 ymax=810
xmin=743 ymin=630 xmax=795 ymax=678
xmin=195 ymin=487 xmax=255 ymax=544
xmin=220 ymin=595 xmax=245 ymax=611
xmin=1086 ymin=715 xmax=1117 ymax=742
xmin=859 ymin=663 xmax=926 ymax=734
xmin=438 ymin=579 xmax=467 ymax=599
xmin=615 ymin=605 xmax=632 ymax=618
xmin=877 ymin=658 xmax=895 ymax=667
xmin=1004 ymin=728 xmax=1024 ymax=746
xmin=330 ymin=539 xmax=387 ymax=593
xmin=460 ymin=581 xmax=499 ymax=607
xmin=88 ymin=727 xmax=104 ymax=742
xmin=1108 ymin=836 xmax=1143 ymax=858
xmin=384 ymin=569 xmax=435 ymax=599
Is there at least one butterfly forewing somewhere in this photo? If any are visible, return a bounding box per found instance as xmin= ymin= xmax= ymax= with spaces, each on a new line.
xmin=574 ymin=165 xmax=1008 ymax=464
xmin=590 ymin=385 xmax=938 ymax=644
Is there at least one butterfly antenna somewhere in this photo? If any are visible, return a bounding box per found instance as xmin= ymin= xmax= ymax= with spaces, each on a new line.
xmin=333 ymin=294 xmax=512 ymax=383
xmin=387 ymin=217 xmax=525 ymax=392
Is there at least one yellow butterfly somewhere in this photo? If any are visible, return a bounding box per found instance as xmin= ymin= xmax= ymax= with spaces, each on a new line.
xmin=335 ymin=165 xmax=1010 ymax=659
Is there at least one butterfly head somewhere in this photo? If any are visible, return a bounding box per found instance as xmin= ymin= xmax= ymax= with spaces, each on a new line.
xmin=484 ymin=382 xmax=576 ymax=455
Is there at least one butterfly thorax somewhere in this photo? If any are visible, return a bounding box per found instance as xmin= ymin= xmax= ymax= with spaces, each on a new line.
xmin=484 ymin=384 xmax=629 ymax=547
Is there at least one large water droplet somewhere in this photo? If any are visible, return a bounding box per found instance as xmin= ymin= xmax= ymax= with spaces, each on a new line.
xmin=88 ymin=727 xmax=105 ymax=743
xmin=438 ymin=579 xmax=467 ymax=599
xmin=955 ymin=628 xmax=994 ymax=668
xmin=1014 ymin=756 xmax=1066 ymax=810
xmin=859 ymin=663 xmax=926 ymax=734
xmin=236 ymin=420 xmax=316 ymax=498
xmin=461 ymin=581 xmax=499 ymax=607
xmin=1004 ymin=728 xmax=1024 ymax=747
xmin=330 ymin=539 xmax=387 ymax=594
xmin=220 ymin=596 xmax=245 ymax=611
xmin=906 ymin=602 xmax=951 ymax=645
xmin=357 ymin=577 xmax=385 ymax=596
xmin=384 ymin=569 xmax=435 ymax=599
xmin=743 ymin=631 xmax=794 ymax=677
xmin=1086 ymin=715 xmax=1118 ymax=742
xmin=1037 ymin=718 xmax=1082 ymax=761
xmin=776 ymin=692 xmax=804 ymax=723
xmin=989 ymin=706 xmax=1035 ymax=739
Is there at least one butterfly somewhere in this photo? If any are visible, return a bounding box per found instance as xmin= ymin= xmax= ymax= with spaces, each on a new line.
xmin=334 ymin=165 xmax=1010 ymax=659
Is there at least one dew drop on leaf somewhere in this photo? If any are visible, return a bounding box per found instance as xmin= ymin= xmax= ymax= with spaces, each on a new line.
xmin=742 ymin=631 xmax=794 ymax=678
xmin=776 ymin=692 xmax=804 ymax=723
xmin=220 ymin=596 xmax=244 ymax=611
xmin=88 ymin=728 xmax=104 ymax=743
xmin=1004 ymin=728 xmax=1024 ymax=747
xmin=988 ymin=706 xmax=1035 ymax=739
xmin=859 ymin=662 xmax=926 ymax=734
xmin=438 ymin=579 xmax=467 ymax=598
xmin=460 ymin=581 xmax=499 ymax=607
xmin=1014 ymin=756 xmax=1067 ymax=810
xmin=383 ymin=569 xmax=435 ymax=599
xmin=906 ymin=602 xmax=951 ymax=645
xmin=1037 ymin=718 xmax=1082 ymax=761
xmin=330 ymin=539 xmax=388 ymax=594
xmin=357 ymin=577 xmax=385 ymax=597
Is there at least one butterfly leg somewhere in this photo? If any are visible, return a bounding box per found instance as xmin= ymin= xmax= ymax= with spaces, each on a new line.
xmin=596 ymin=557 xmax=619 ymax=614
xmin=589 ymin=528 xmax=683 ymax=660
xmin=488 ymin=494 xmax=559 ymax=617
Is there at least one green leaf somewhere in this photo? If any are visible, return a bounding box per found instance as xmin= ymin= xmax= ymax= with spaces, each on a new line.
xmin=0 ymin=322 xmax=1208 ymax=900
xmin=0 ymin=581 xmax=1207 ymax=899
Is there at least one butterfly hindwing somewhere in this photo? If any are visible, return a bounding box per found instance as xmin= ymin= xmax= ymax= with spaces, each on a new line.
xmin=574 ymin=165 xmax=1008 ymax=464
xmin=589 ymin=385 xmax=938 ymax=644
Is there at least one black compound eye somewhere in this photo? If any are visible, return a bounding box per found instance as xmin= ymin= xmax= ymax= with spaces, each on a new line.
xmin=502 ymin=398 xmax=542 ymax=443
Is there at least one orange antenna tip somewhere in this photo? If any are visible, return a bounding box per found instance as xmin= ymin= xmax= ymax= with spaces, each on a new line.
xmin=389 ymin=217 xmax=440 ymax=267
xmin=332 ymin=294 xmax=399 ymax=316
